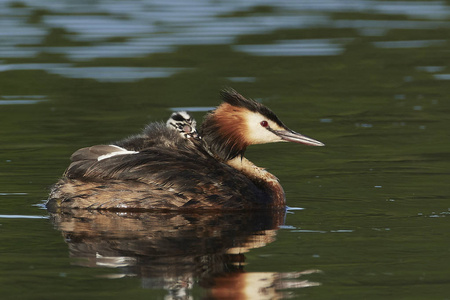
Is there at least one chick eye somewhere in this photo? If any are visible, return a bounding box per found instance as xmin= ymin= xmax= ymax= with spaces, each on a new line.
xmin=260 ymin=120 xmax=269 ymax=127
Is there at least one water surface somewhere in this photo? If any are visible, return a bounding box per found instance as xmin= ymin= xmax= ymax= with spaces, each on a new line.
xmin=0 ymin=0 xmax=449 ymax=299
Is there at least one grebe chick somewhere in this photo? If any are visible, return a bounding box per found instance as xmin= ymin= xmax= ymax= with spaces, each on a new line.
xmin=166 ymin=111 xmax=200 ymax=140
xmin=47 ymin=89 xmax=324 ymax=211
xmin=100 ymin=111 xmax=199 ymax=153
xmin=65 ymin=111 xmax=199 ymax=167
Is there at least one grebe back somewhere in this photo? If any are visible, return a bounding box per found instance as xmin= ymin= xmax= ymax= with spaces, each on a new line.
xmin=47 ymin=89 xmax=323 ymax=211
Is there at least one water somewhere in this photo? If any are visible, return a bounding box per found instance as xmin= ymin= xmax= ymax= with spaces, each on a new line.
xmin=0 ymin=0 xmax=449 ymax=299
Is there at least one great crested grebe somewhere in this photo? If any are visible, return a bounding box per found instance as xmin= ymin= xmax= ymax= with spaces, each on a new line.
xmin=47 ymin=89 xmax=324 ymax=211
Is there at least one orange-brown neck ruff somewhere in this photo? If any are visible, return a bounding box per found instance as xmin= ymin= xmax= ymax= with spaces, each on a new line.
xmin=201 ymin=103 xmax=250 ymax=161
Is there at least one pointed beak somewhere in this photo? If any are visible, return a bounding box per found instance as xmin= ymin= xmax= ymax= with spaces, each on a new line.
xmin=191 ymin=129 xmax=201 ymax=140
xmin=273 ymin=129 xmax=325 ymax=146
xmin=183 ymin=125 xmax=201 ymax=140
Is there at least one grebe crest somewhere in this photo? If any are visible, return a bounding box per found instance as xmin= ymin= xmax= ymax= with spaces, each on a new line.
xmin=166 ymin=111 xmax=200 ymax=140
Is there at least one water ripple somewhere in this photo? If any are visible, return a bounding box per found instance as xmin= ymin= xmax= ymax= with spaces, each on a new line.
xmin=0 ymin=95 xmax=48 ymax=105
xmin=373 ymin=40 xmax=447 ymax=49
xmin=46 ymin=66 xmax=188 ymax=82
xmin=0 ymin=214 xmax=48 ymax=219
xmin=433 ymin=74 xmax=450 ymax=80
xmin=1 ymin=0 xmax=449 ymax=61
xmin=234 ymin=39 xmax=348 ymax=56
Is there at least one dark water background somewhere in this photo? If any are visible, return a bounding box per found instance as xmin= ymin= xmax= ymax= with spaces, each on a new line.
xmin=0 ymin=0 xmax=449 ymax=299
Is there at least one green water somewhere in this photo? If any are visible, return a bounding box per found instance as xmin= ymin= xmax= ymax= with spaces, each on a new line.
xmin=1 ymin=1 xmax=449 ymax=299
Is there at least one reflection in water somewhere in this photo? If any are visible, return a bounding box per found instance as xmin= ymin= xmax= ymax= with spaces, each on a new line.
xmin=49 ymin=209 xmax=320 ymax=299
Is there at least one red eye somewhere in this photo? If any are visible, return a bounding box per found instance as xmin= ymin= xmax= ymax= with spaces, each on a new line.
xmin=260 ymin=120 xmax=269 ymax=127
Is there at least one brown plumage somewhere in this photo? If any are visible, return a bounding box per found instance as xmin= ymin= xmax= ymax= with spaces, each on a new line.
xmin=47 ymin=89 xmax=324 ymax=211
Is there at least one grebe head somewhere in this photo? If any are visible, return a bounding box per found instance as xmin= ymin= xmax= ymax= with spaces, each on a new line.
xmin=201 ymin=89 xmax=324 ymax=161
xmin=166 ymin=111 xmax=201 ymax=140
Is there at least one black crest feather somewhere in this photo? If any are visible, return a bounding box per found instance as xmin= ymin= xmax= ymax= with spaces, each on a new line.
xmin=220 ymin=88 xmax=286 ymax=128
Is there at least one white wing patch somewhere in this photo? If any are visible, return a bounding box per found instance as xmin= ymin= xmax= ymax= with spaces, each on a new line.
xmin=97 ymin=145 xmax=138 ymax=161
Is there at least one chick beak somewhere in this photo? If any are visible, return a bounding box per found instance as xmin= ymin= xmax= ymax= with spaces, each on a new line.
xmin=273 ymin=129 xmax=324 ymax=146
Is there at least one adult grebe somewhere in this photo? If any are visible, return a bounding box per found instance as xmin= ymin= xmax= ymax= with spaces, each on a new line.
xmin=47 ymin=89 xmax=324 ymax=211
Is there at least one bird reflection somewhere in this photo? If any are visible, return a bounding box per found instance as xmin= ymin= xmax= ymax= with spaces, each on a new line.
xmin=49 ymin=209 xmax=320 ymax=299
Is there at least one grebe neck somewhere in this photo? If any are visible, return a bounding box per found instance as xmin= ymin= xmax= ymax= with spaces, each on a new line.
xmin=201 ymin=103 xmax=249 ymax=161
xmin=226 ymin=157 xmax=285 ymax=207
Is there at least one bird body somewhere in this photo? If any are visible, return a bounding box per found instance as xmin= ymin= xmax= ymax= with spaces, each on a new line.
xmin=47 ymin=90 xmax=323 ymax=211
